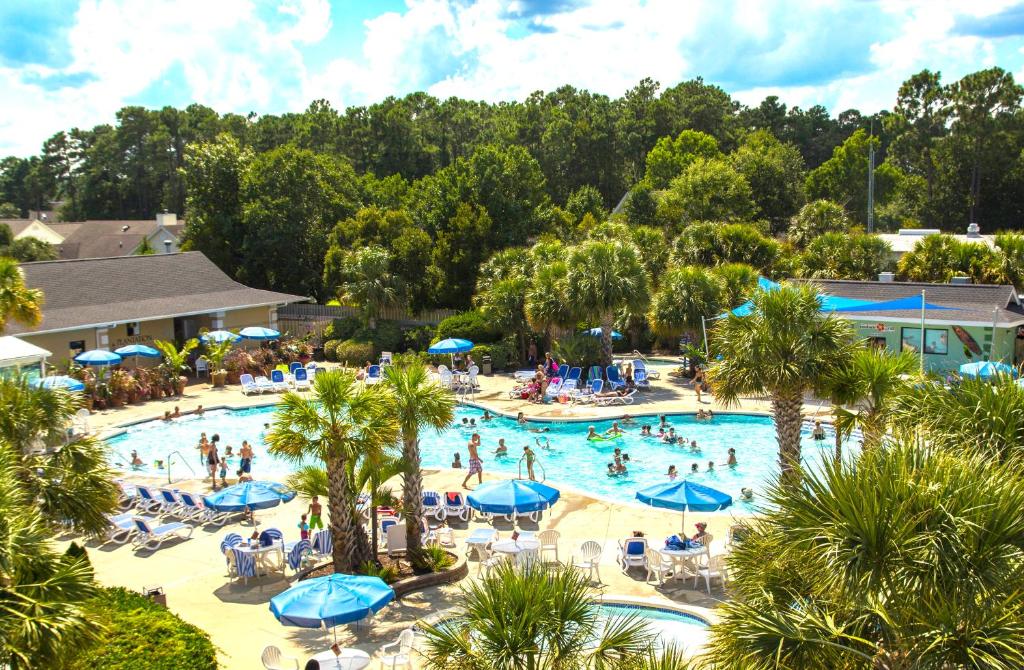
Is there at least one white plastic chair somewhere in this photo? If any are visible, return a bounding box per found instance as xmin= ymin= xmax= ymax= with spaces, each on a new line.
xmin=645 ymin=547 xmax=674 ymax=585
xmin=572 ymin=541 xmax=602 ymax=583
xmin=538 ymin=529 xmax=560 ymax=564
xmin=195 ymin=357 xmax=209 ymax=378
xmin=73 ymin=408 xmax=91 ymax=434
xmin=617 ymin=537 xmax=648 ymax=573
xmin=260 ymin=645 xmax=298 ymax=670
xmin=694 ymin=553 xmax=728 ymax=594
xmin=478 ymin=547 xmax=507 ymax=577
xmin=379 ymin=628 xmax=415 ymax=669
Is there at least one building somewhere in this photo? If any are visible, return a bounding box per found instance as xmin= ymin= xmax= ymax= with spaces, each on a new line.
xmin=877 ymin=223 xmax=996 ymax=262
xmin=1 ymin=212 xmax=184 ymax=259
xmin=792 ymin=278 xmax=1024 ymax=373
xmin=6 ymin=252 xmax=307 ymax=365
xmin=0 ymin=336 xmax=50 ymax=380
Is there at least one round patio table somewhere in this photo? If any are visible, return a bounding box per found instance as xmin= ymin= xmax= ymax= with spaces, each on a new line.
xmin=490 ymin=538 xmax=541 ymax=555
xmin=658 ymin=546 xmax=707 ymax=582
xmin=310 ymin=647 xmax=371 ymax=669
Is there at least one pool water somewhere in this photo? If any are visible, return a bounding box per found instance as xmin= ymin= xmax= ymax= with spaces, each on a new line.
xmin=106 ymin=406 xmax=850 ymax=507
xmin=598 ymin=603 xmax=708 ymax=650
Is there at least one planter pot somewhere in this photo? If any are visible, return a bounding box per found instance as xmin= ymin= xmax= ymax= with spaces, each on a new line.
xmin=226 ymin=371 xmax=241 ymax=385
xmin=110 ymin=395 xmax=125 ymax=408
xmin=299 ymin=353 xmax=312 ymax=364
xmin=175 ymin=377 xmax=187 ymax=396
xmin=211 ymin=370 xmax=228 ymax=388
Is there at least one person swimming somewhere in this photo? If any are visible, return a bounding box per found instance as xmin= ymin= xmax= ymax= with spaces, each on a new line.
xmin=130 ymin=449 xmax=143 ymax=468
xmin=706 ymin=460 xmax=715 ymax=472
xmin=587 ymin=426 xmax=599 ymax=440
xmin=607 ymin=462 xmax=616 ymax=476
xmin=640 ymin=425 xmax=652 ymax=436
xmin=469 ymin=418 xmax=477 ymax=427
xmin=740 ymin=487 xmax=754 ymax=501
xmin=536 ymin=437 xmax=552 ymax=450
xmin=812 ymin=420 xmax=826 ymax=441
xmin=494 ymin=439 xmax=508 ymax=456
xmin=461 ymin=417 xmax=470 ymax=426
xmin=689 ymin=440 xmax=700 ymax=452
xmin=690 ymin=463 xmax=699 ymax=473
xmin=667 ymin=464 xmax=678 ymax=479
xmin=726 ymin=448 xmax=737 ymax=466
xmin=606 ymin=421 xmax=624 ymax=436
xmin=621 ymin=414 xmax=636 ymax=425
xmin=516 ymin=412 xmax=528 ymax=425
xmin=662 ymin=428 xmax=678 ymax=444
xmin=482 ymin=410 xmax=494 ymax=421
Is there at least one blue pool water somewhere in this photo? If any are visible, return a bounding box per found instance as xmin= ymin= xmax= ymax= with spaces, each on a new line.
xmin=598 ymin=603 xmax=708 ymax=649
xmin=106 ymin=405 xmax=848 ymax=507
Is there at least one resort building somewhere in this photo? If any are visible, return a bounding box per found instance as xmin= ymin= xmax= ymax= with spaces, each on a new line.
xmin=8 ymin=252 xmax=307 ymax=365
xmin=0 ymin=336 xmax=50 ymax=380
xmin=792 ymin=277 xmax=1024 ymax=373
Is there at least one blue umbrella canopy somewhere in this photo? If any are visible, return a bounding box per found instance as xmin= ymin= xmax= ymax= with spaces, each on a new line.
xmin=636 ymin=479 xmax=732 ymax=531
xmin=270 ymin=574 xmax=394 ymax=628
xmin=202 ymin=481 xmax=296 ymax=512
xmin=960 ymin=360 xmax=1017 ymax=380
xmin=428 ymin=338 xmax=474 ymax=354
xmin=201 ymin=330 xmax=242 ymax=344
xmin=583 ymin=327 xmax=623 ymax=340
xmin=467 ymin=479 xmax=560 ymax=515
xmin=74 ymin=349 xmax=123 ymax=366
xmin=113 ymin=344 xmax=161 ymax=358
xmin=34 ymin=375 xmax=85 ymax=391
xmin=239 ymin=326 xmax=281 ymax=340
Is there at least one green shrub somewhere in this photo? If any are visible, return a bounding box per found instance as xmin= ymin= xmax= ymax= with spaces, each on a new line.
xmin=67 ymin=587 xmax=218 ymax=670
xmin=420 ymin=545 xmax=455 ymax=572
xmin=394 ymin=350 xmax=430 ymax=368
xmin=322 ymin=339 xmax=341 ymax=362
xmin=401 ymin=325 xmax=435 ymax=352
xmin=553 ymin=334 xmax=602 ymax=370
xmin=435 ymin=310 xmax=502 ymax=344
xmin=473 ymin=338 xmax=518 ymax=371
xmin=323 ymin=316 xmax=360 ymax=342
xmin=359 ymin=561 xmax=399 ymax=584
xmin=335 ymin=339 xmax=375 ymax=365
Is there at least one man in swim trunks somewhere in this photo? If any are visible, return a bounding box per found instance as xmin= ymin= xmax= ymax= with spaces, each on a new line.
xmin=462 ymin=433 xmax=483 ymax=489
xmin=239 ymin=440 xmax=254 ymax=474
xmin=307 ymin=496 xmax=324 ymax=530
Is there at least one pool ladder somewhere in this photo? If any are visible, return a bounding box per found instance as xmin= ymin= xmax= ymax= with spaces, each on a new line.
xmin=166 ymin=450 xmax=197 ymax=484
xmin=518 ymin=454 xmax=546 ymax=483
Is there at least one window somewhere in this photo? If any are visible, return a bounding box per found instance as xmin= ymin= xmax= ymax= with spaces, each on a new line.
xmin=126 ymin=321 xmax=140 ymax=336
xmin=69 ymin=340 xmax=85 ymax=357
xmin=867 ymin=337 xmax=887 ymax=349
xmin=901 ymin=327 xmax=948 ymax=355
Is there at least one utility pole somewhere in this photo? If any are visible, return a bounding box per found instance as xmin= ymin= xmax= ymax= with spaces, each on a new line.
xmin=867 ymin=120 xmax=876 ymax=234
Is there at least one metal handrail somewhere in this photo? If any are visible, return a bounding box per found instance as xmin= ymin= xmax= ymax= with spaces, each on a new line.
xmin=166 ymin=449 xmax=197 ymax=484
xmin=518 ymin=453 xmax=546 ymax=483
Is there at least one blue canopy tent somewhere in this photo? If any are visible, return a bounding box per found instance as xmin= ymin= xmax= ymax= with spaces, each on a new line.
xmin=582 ymin=327 xmax=623 ymax=340
xmin=960 ymin=360 xmax=1017 ymax=380
xmin=467 ymin=479 xmax=560 ymax=520
xmin=239 ymin=326 xmax=281 ymax=340
xmin=270 ymin=574 xmax=394 ymax=644
xmin=34 ymin=375 xmax=85 ymax=391
xmin=428 ymin=338 xmax=474 ymax=368
xmin=635 ymin=479 xmax=732 ymax=531
xmin=202 ymin=481 xmax=296 ymax=512
xmin=74 ymin=349 xmax=123 ymax=366
xmin=201 ymin=330 xmax=242 ymax=344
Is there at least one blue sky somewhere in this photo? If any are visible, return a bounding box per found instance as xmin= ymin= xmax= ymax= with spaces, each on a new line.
xmin=1 ymin=0 xmax=1022 ymax=156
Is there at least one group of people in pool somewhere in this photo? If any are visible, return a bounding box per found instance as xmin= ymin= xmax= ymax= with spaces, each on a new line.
xmin=189 ymin=426 xmax=261 ymax=490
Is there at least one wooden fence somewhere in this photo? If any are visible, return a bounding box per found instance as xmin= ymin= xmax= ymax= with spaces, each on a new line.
xmin=277 ymin=303 xmax=459 ymax=340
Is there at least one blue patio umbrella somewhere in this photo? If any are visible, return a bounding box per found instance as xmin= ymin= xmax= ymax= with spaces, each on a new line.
xmin=202 ymin=480 xmax=296 ymax=512
xmin=428 ymin=338 xmax=474 ymax=367
xmin=239 ymin=326 xmax=281 ymax=340
xmin=583 ymin=327 xmax=623 ymax=340
xmin=34 ymin=375 xmax=85 ymax=391
xmin=114 ymin=344 xmax=161 ymax=367
xmin=74 ymin=349 xmax=123 ymax=366
xmin=201 ymin=330 xmax=241 ymax=344
xmin=960 ymin=360 xmax=1018 ymax=380
xmin=636 ymin=479 xmax=732 ymax=531
xmin=467 ymin=478 xmax=560 ymax=516
xmin=270 ymin=573 xmax=394 ymax=633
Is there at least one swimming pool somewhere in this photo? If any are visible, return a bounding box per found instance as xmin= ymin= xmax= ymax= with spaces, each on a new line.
xmin=105 ymin=405 xmax=849 ymax=507
xmin=598 ymin=602 xmax=708 ymax=650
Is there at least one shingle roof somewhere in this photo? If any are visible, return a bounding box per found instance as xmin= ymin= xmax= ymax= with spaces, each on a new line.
xmin=0 ymin=219 xmax=34 ymax=237
xmin=55 ymin=220 xmax=176 ymax=259
xmin=790 ymin=278 xmax=1024 ymax=325
xmin=8 ymin=252 xmax=307 ymax=335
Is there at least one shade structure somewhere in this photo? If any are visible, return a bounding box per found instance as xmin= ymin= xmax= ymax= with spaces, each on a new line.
xmin=270 ymin=574 xmax=394 ymax=628
xmin=467 ymin=478 xmax=560 ymax=515
xmin=959 ymin=360 xmax=1017 ymax=380
xmin=201 ymin=330 xmax=241 ymax=344
xmin=113 ymin=344 xmax=161 ymax=358
xmin=635 ymin=479 xmax=732 ymax=531
xmin=202 ymin=480 xmax=296 ymax=512
xmin=583 ymin=327 xmax=623 ymax=340
xmin=239 ymin=326 xmax=281 ymax=340
xmin=833 ymin=295 xmax=959 ymax=312
xmin=74 ymin=349 xmax=122 ymax=366
xmin=427 ymin=338 xmax=474 ymax=354
xmin=34 ymin=375 xmax=85 ymax=391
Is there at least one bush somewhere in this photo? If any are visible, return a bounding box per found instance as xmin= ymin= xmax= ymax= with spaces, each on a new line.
xmin=359 ymin=561 xmax=399 ymax=584
xmin=67 ymin=587 xmax=217 ymax=670
xmin=322 ymin=316 xmax=360 ymax=342
xmin=401 ymin=325 xmax=435 ymax=352
xmin=394 ymin=350 xmax=430 ymax=368
xmin=473 ymin=339 xmax=516 ymax=372
xmin=435 ymin=310 xmax=502 ymax=344
xmin=552 ymin=334 xmax=603 ymax=370
xmin=421 ymin=545 xmax=455 ymax=571
xmin=334 ymin=339 xmax=375 ymax=365
xmin=352 ymin=320 xmax=402 ymax=355
xmin=322 ymin=339 xmax=341 ymax=362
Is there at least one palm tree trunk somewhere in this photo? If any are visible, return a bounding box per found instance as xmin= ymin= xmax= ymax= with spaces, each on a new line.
xmin=834 ymin=425 xmax=843 ymax=463
xmin=772 ymin=390 xmax=805 ymax=487
xmin=403 ymin=436 xmax=426 ymax=569
xmin=600 ymin=313 xmax=614 ymax=367
xmin=326 ymin=456 xmax=370 ymax=572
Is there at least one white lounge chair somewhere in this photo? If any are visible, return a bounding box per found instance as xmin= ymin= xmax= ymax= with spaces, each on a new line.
xmin=422 ymin=490 xmax=446 ymax=521
xmin=386 ymin=523 xmax=407 ymax=558
xmin=261 ymin=645 xmax=298 ymax=670
xmin=617 ymin=537 xmax=648 ymax=573
xmin=292 ymin=367 xmax=311 ymax=391
xmin=253 ymin=376 xmax=275 ymax=393
xmin=365 ymin=364 xmax=382 ymax=385
xmin=104 ymin=512 xmax=140 ymax=544
xmin=239 ymin=373 xmax=259 ymax=395
xmin=444 ymin=492 xmax=470 ymax=521
xmin=156 ymin=488 xmax=187 ymax=518
xmin=595 ymin=389 xmax=637 ymax=406
xmin=269 ymin=370 xmax=289 ymax=392
xmin=179 ymin=491 xmax=234 ymax=525
xmin=572 ymin=540 xmax=602 ymax=583
xmin=379 ymin=628 xmax=415 ymax=669
xmin=131 ymin=516 xmax=193 ymax=551
xmin=134 ymin=485 xmax=163 ymax=514
xmin=544 ymin=377 xmax=564 ymax=400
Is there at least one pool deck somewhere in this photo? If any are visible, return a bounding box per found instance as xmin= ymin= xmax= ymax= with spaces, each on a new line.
xmin=67 ymin=363 xmax=830 ymax=669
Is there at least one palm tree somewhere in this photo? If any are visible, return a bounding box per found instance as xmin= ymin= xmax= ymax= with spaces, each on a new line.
xmin=476 ymin=275 xmax=530 ymax=362
xmin=384 ymin=363 xmax=454 ymax=569
xmin=0 ymin=448 xmax=99 ymax=669
xmin=153 ymin=338 xmax=198 ymax=395
xmin=710 ymin=262 xmax=759 ymax=309
xmin=647 ymin=265 xmax=724 ymax=346
xmin=338 ymin=245 xmax=401 ymax=328
xmin=565 ymin=240 xmax=649 ymax=366
xmin=524 ymin=260 xmax=574 ymax=346
xmin=420 ymin=563 xmax=655 ymax=670
xmin=0 ymin=256 xmax=43 ymax=334
xmin=266 ymin=370 xmax=398 ymax=572
xmin=824 ymin=346 xmax=917 ymax=452
xmin=0 ymin=378 xmax=119 ymax=534
xmin=707 ymin=441 xmax=1024 ymax=669
xmin=706 ymin=283 xmax=854 ymax=485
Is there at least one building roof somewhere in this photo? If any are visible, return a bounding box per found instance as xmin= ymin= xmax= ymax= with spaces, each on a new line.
xmin=55 ymin=220 xmax=172 ymax=259
xmin=877 ymin=228 xmax=996 ymax=254
xmin=0 ymin=219 xmax=34 ymax=237
xmin=790 ymin=278 xmax=1024 ymax=326
xmin=8 ymin=252 xmax=307 ymax=335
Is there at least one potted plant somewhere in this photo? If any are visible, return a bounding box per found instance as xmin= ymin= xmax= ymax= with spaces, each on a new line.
xmin=153 ymin=338 xmax=199 ymax=396
xmin=201 ymin=339 xmax=234 ymax=388
xmin=108 ymin=369 xmax=131 ymax=407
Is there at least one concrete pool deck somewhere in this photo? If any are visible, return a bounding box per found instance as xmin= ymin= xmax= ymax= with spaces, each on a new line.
xmin=67 ymin=363 xmax=829 ymax=669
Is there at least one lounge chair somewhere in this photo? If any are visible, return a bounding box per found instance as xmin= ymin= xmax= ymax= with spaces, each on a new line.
xmin=261 ymin=645 xmax=299 ymax=670
xmin=422 ymin=490 xmax=446 ymax=521
xmin=380 ymin=351 xmax=393 ymax=367
xmin=595 ymin=389 xmax=637 ymax=406
xmin=179 ymin=491 xmax=233 ymax=525
xmin=544 ymin=377 xmax=564 ymax=400
xmin=380 ymin=516 xmax=400 ymax=545
xmin=386 ymin=523 xmax=407 ymax=557
xmin=572 ymin=540 xmax=602 ymax=583
xmin=156 ymin=488 xmax=186 ymax=517
xmin=587 ymin=366 xmax=603 ymax=383
xmin=617 ymin=537 xmax=648 ymax=573
xmin=115 ymin=480 xmax=137 ymax=508
xmin=270 ymin=369 xmax=289 ymax=392
xmin=292 ymin=367 xmax=311 ymax=391
xmin=134 ymin=485 xmax=163 ymax=514
xmin=104 ymin=512 xmax=140 ymax=544
xmin=289 ymin=362 xmax=303 ymax=374
xmin=239 ymin=373 xmax=260 ymax=395
xmin=365 ymin=364 xmax=382 ymax=385
xmin=605 ymin=366 xmax=626 ymax=390
xmin=445 ymin=492 xmax=470 ymax=521
xmin=574 ymin=378 xmax=603 ymax=403
xmin=632 ymin=359 xmax=660 ymax=380
xmin=379 ymin=629 xmax=416 ymax=670
xmin=465 ymin=527 xmax=498 ymax=558
xmin=561 ymin=367 xmax=582 ymax=392
xmin=634 ymin=369 xmax=651 ymax=390
xmin=253 ymin=375 xmax=276 ymax=393
xmin=131 ymin=516 xmax=193 ymax=551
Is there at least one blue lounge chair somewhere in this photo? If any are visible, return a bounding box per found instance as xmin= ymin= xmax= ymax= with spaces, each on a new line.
xmin=445 ymin=492 xmax=470 ymax=521
xmin=634 ymin=369 xmax=651 ymax=389
xmin=587 ymin=366 xmax=603 ymax=383
xmin=286 ymin=539 xmax=311 ymax=572
xmin=289 ymin=361 xmax=303 ymax=374
xmin=132 ymin=517 xmax=193 ymax=551
xmin=239 ymin=373 xmax=260 ymax=395
xmin=156 ymin=488 xmax=186 ymax=517
xmin=544 ymin=377 xmax=564 ymax=399
xmin=422 ymin=490 xmax=446 ymax=521
xmin=134 ymin=485 xmax=163 ymax=514
xmin=365 ymin=364 xmax=382 ymax=385
xmin=605 ymin=366 xmax=626 ymax=391
xmin=562 ymin=367 xmax=582 ymax=392
xmin=575 ymin=378 xmax=603 ymax=403
xmin=179 ymin=491 xmax=233 ymax=526
xmin=312 ymin=529 xmax=332 ymax=557
xmin=293 ymin=366 xmax=311 ymax=391
xmin=270 ymin=369 xmax=289 ymax=392
xmin=632 ymin=359 xmax=660 ymax=380
xmin=259 ymin=528 xmax=283 ymax=547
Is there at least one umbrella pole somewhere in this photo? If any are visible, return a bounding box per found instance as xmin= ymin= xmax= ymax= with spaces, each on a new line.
xmin=681 ymin=509 xmax=686 ymax=534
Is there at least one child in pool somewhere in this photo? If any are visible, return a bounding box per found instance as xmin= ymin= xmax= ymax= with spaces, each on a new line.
xmin=658 ymin=415 xmax=670 ymax=430
xmin=130 ymin=450 xmax=143 ymax=468
xmin=689 ymin=440 xmax=700 ymax=452
xmin=607 ymin=462 xmax=616 ymax=475
xmin=605 ymin=421 xmax=623 ymax=436
xmin=690 ymin=463 xmax=699 ymax=473
xmin=461 ymin=418 xmax=470 ymax=426
xmin=469 ymin=418 xmax=477 ymax=427
xmin=812 ymin=420 xmax=826 ymax=441
xmin=517 ymin=412 xmax=528 ymax=425
xmin=494 ymin=439 xmax=508 ymax=456
xmin=640 ymin=425 xmax=652 ymax=436
xmin=667 ymin=465 xmax=678 ymax=480
xmin=741 ymin=487 xmax=754 ymax=501
xmin=482 ymin=410 xmax=493 ymax=421
xmin=621 ymin=414 xmax=636 ymax=425
xmin=706 ymin=460 xmax=715 ymax=472
xmin=726 ymin=448 xmax=737 ymax=466
xmin=662 ymin=428 xmax=678 ymax=444
xmin=452 ymin=453 xmax=463 ymax=468
xmin=587 ymin=426 xmax=599 ymax=440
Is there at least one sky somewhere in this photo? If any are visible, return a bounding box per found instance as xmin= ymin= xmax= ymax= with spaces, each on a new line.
xmin=1 ymin=0 xmax=1023 ymax=157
